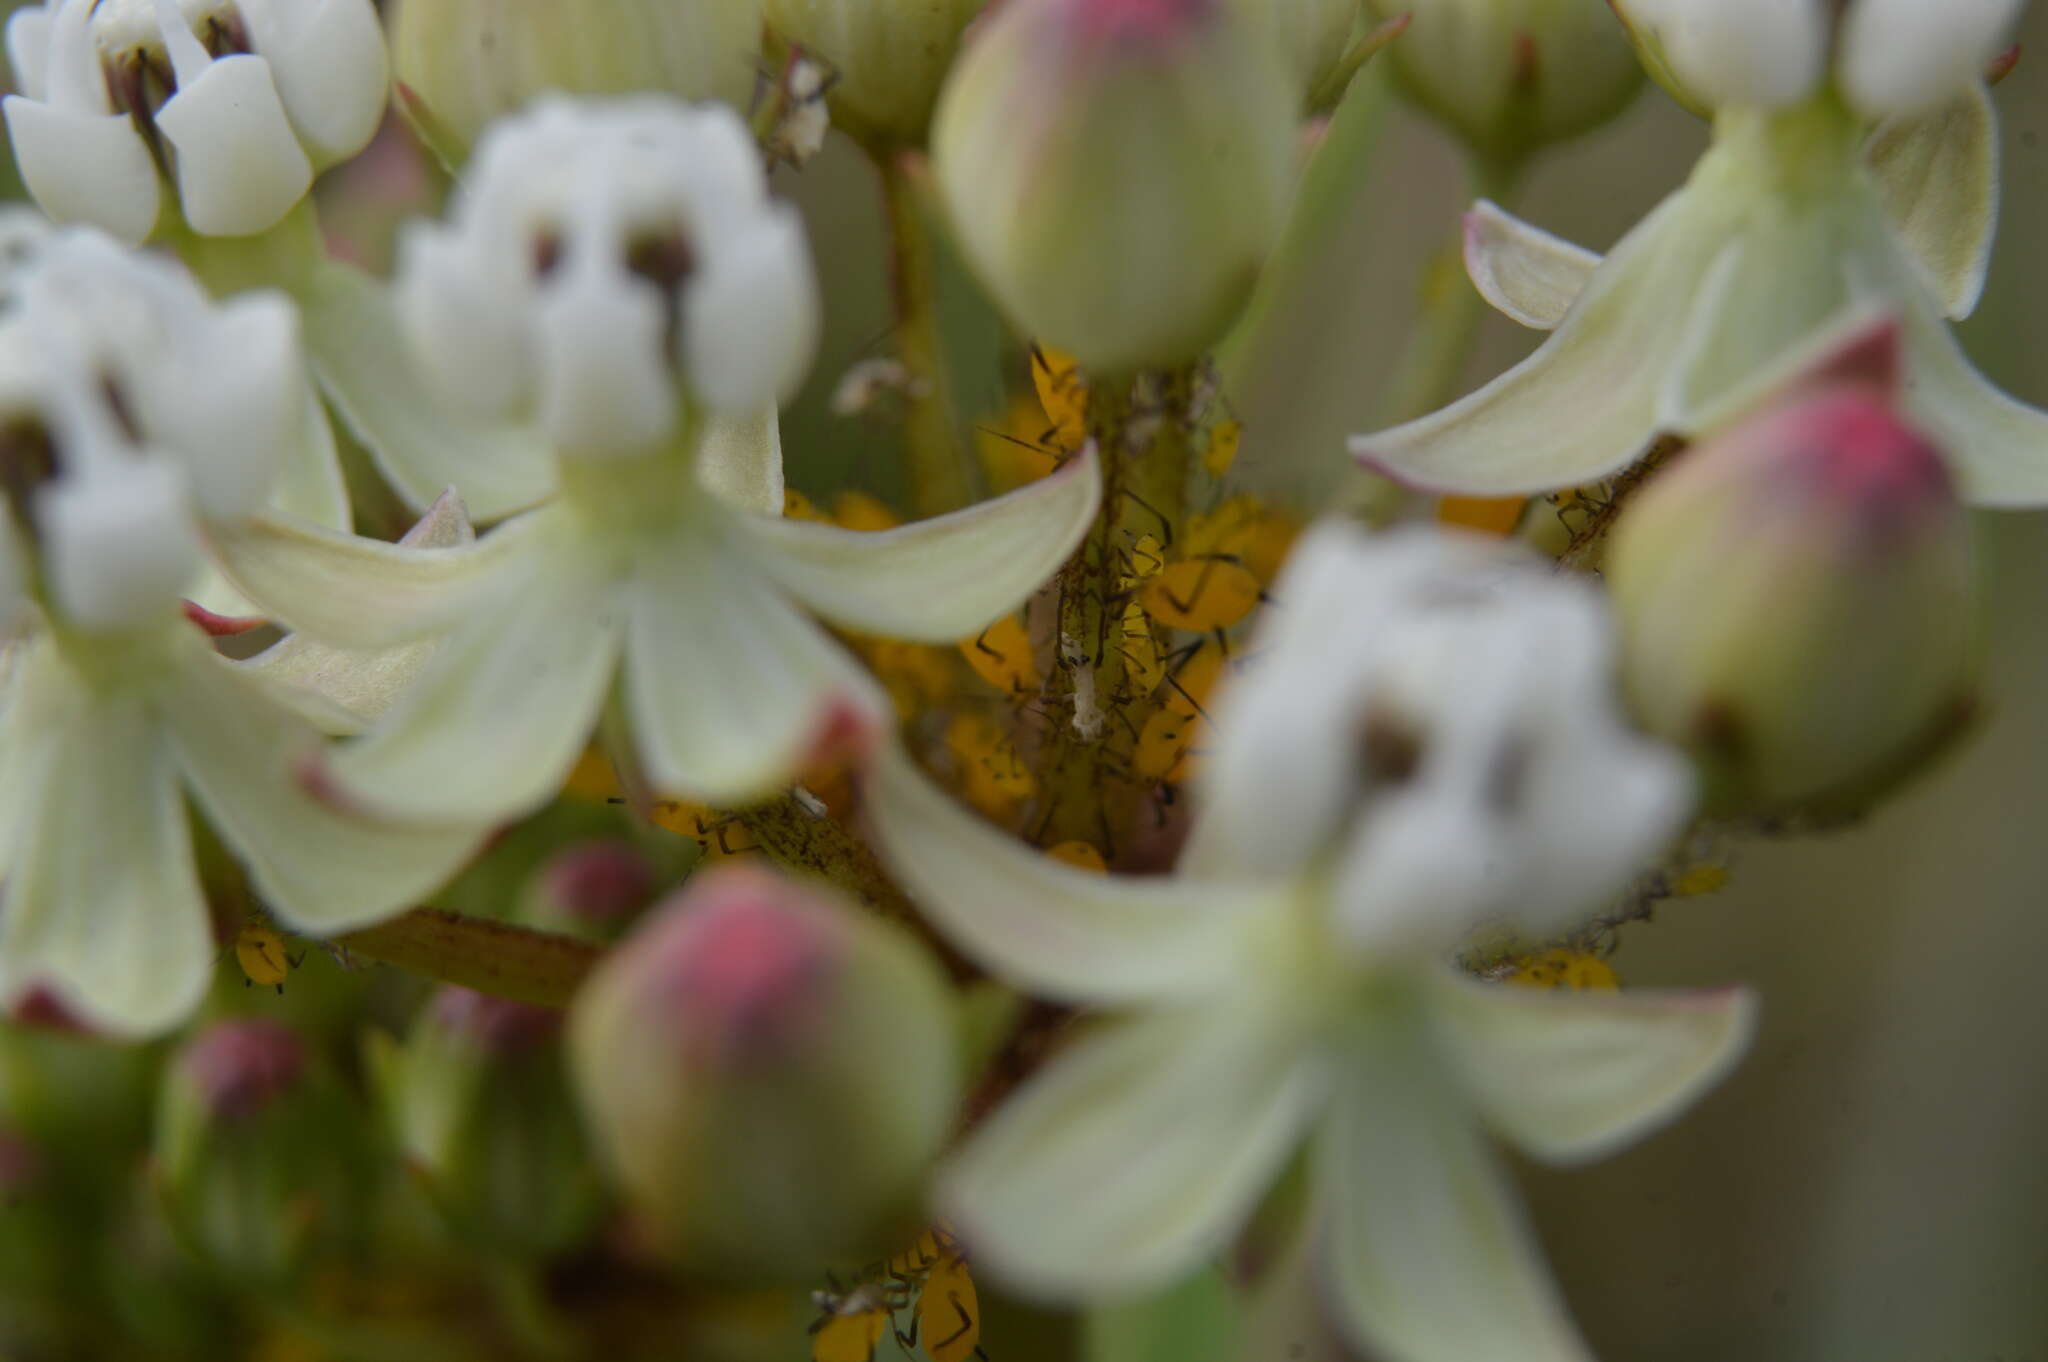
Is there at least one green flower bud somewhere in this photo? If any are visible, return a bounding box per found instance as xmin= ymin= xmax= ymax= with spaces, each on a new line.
xmin=153 ymin=1019 xmax=371 ymax=1283
xmin=1361 ymin=0 xmax=1644 ymax=170
xmin=569 ymin=864 xmax=959 ymax=1282
xmin=1229 ymin=0 xmax=1362 ymax=110
xmin=390 ymin=0 xmax=766 ymax=160
xmin=376 ymin=988 xmax=605 ymax=1259
xmin=933 ymin=0 xmax=1297 ymax=374
xmin=1606 ymin=363 xmax=1977 ymax=815
xmin=764 ymin=0 xmax=986 ymax=147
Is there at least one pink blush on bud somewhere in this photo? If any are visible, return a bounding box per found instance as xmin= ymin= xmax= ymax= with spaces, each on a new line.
xmin=655 ymin=867 xmax=840 ymax=1060
xmin=183 ymin=1018 xmax=306 ymax=1120
xmin=1752 ymin=389 xmax=1955 ymax=517
xmin=1071 ymin=0 xmax=1212 ymax=42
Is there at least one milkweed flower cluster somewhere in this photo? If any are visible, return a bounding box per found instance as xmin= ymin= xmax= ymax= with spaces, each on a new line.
xmin=0 ymin=0 xmax=2035 ymax=1357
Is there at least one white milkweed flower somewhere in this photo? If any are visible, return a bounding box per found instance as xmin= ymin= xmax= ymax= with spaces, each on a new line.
xmin=0 ymin=232 xmax=487 ymax=1038
xmin=207 ymin=95 xmax=1103 ymax=830
xmin=3 ymin=0 xmax=389 ymax=243
xmin=866 ymin=522 xmax=1756 ymax=1362
xmin=1353 ymin=3 xmax=2048 ymax=508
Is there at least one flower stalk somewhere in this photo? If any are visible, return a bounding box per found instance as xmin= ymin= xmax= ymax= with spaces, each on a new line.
xmin=334 ymin=910 xmax=604 ymax=1009
xmin=881 ymin=155 xmax=978 ymax=517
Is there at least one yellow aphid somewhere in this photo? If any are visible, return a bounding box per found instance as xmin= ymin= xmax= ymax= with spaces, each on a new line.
xmin=1508 ymin=948 xmax=1619 ymax=991
xmin=1669 ymin=864 xmax=1730 ymax=897
xmin=866 ymin=639 xmax=957 ymax=719
xmin=1185 ymin=496 xmax=1299 ymax=584
xmin=784 ymin=489 xmax=831 ymax=522
xmin=649 ymin=801 xmax=760 ymax=858
xmin=947 ymin=714 xmax=1035 ymax=817
xmin=1142 ymin=557 xmax=1262 ymax=632
xmin=1029 ymin=344 xmax=1088 ymax=445
xmin=564 ymin=745 xmax=622 ymax=803
xmin=234 ymin=923 xmax=301 ymax=995
xmin=809 ymin=1284 xmax=894 ymax=1362
xmin=1119 ymin=602 xmax=1164 ymax=697
xmin=1119 ymin=533 xmax=1165 ymax=589
xmin=1133 ymin=708 xmax=1200 ymax=784
xmin=1436 ymin=495 xmax=1527 ymax=537
xmin=978 ymin=395 xmax=1066 ymax=491
xmin=833 ymin=491 xmax=902 ymax=533
xmin=1201 ymin=418 xmax=1242 ymax=480
xmin=885 ymin=1229 xmax=947 ymax=1283
xmin=960 ymin=615 xmax=1039 ymax=696
xmin=1046 ymin=841 xmax=1107 ymax=873
xmin=914 ymin=1252 xmax=985 ymax=1362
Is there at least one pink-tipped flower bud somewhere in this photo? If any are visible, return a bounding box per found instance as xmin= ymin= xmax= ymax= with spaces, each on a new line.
xmin=569 ymin=864 xmax=960 ymax=1281
xmin=374 ymin=988 xmax=604 ymax=1259
xmin=154 ymin=1019 xmax=371 ymax=1282
xmin=520 ymin=839 xmax=661 ymax=942
xmin=1606 ymin=340 xmax=1977 ymax=814
xmin=932 ymin=0 xmax=1297 ymax=375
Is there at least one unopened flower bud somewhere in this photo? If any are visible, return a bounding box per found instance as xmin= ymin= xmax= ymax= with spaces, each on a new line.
xmin=391 ymin=0 xmax=765 ymax=161
xmin=154 ymin=1018 xmax=371 ymax=1281
xmin=569 ymin=864 xmax=959 ymax=1281
xmin=4 ymin=0 xmax=389 ymax=242
xmin=1362 ymin=0 xmax=1644 ymax=169
xmin=1606 ymin=370 xmax=1976 ymax=814
xmin=1229 ymin=0 xmax=1359 ymax=110
xmin=764 ymin=0 xmax=983 ymax=146
xmin=519 ymin=839 xmax=660 ymax=941
xmin=932 ymin=0 xmax=1296 ymax=374
xmin=377 ymin=988 xmax=605 ymax=1258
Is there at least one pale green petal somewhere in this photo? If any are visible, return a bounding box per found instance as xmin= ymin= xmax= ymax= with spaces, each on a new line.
xmin=1317 ymin=1019 xmax=1593 ymax=1362
xmin=0 ymin=640 xmax=212 ymax=1038
xmin=235 ymin=490 xmax=477 ymax=730
xmin=205 ymin=502 xmax=541 ymax=650
xmin=295 ymin=258 xmax=556 ymax=522
xmin=866 ymin=746 xmax=1274 ymax=1004
xmin=621 ymin=528 xmax=887 ymax=806
xmin=161 ymin=640 xmax=490 ymax=933
xmin=941 ymin=1006 xmax=1323 ymax=1300
xmin=1889 ymin=267 xmax=2048 ymax=508
xmin=1424 ymin=969 xmax=1756 ymax=1165
xmin=1350 ymin=193 xmax=1713 ymax=495
xmin=693 ymin=403 xmax=785 ymax=515
xmin=327 ymin=523 xmax=625 ymax=825
xmin=1462 ymin=200 xmax=1600 ymax=331
xmin=737 ymin=445 xmax=1101 ymax=642
xmin=1867 ymin=83 xmax=1998 ymax=321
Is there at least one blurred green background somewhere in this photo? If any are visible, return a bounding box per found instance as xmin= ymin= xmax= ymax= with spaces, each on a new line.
xmin=1 ymin=0 xmax=2045 ymax=1357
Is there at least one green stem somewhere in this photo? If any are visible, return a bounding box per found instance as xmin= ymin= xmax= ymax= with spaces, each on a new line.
xmin=879 ymin=156 xmax=977 ymax=517
xmin=334 ymin=911 xmax=602 ymax=1009
xmin=487 ymin=1259 xmax=580 ymax=1360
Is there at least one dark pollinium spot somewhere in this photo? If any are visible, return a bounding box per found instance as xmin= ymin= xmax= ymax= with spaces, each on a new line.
xmin=532 ymin=230 xmax=564 ymax=279
xmin=624 ymin=229 xmax=695 ymax=294
xmin=0 ymin=419 xmax=57 ymax=532
xmin=1359 ymin=707 xmax=1423 ymax=786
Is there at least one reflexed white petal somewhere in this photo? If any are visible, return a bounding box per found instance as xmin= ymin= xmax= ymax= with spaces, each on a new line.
xmin=1648 ymin=0 xmax=1826 ymax=110
xmin=693 ymin=403 xmax=784 ymax=515
xmin=1317 ymin=1019 xmax=1593 ymax=1362
xmin=237 ymin=489 xmax=475 ymax=729
xmin=327 ymin=520 xmax=624 ymax=824
xmin=206 ymin=503 xmax=542 ymax=649
xmin=4 ymin=97 xmax=160 ymax=244
xmin=1896 ymin=289 xmax=2048 ymax=508
xmin=867 ymin=745 xmax=1273 ymax=1004
xmin=1351 ymin=194 xmax=1713 ymax=494
xmin=1425 ymin=969 xmax=1757 ymax=1165
xmin=536 ymin=267 xmax=677 ymax=457
xmin=298 ymin=257 xmax=556 ymax=520
xmin=268 ymin=368 xmax=352 ymax=529
xmin=621 ymin=527 xmax=886 ymax=806
xmin=0 ymin=641 xmax=212 ymax=1039
xmin=161 ymin=638 xmax=488 ymax=933
xmin=738 ymin=445 xmax=1100 ymax=641
xmin=1462 ymin=200 xmax=1600 ymax=331
xmin=239 ymin=0 xmax=389 ymax=164
xmin=941 ymin=1006 xmax=1324 ymax=1299
xmin=683 ymin=208 xmax=820 ymax=412
xmin=38 ymin=461 xmax=202 ymax=629
xmin=1839 ymin=0 xmax=2021 ymax=120
xmin=1867 ymin=83 xmax=1998 ymax=321
xmin=153 ymin=55 xmax=315 ymax=236
xmin=5 ymin=7 xmax=50 ymax=102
